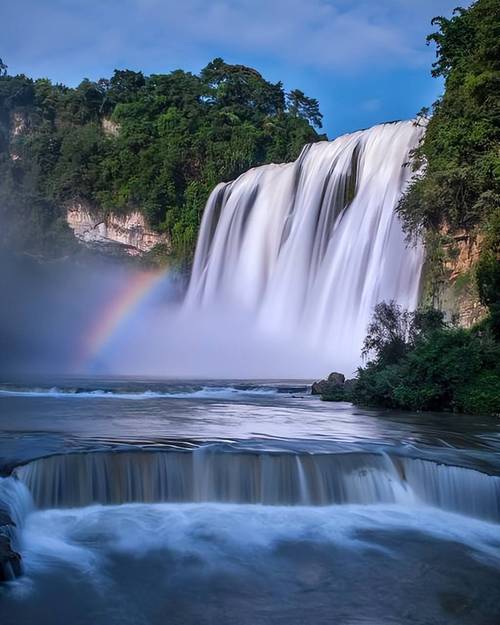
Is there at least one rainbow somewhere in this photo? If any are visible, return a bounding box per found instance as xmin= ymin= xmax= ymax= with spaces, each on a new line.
xmin=79 ymin=268 xmax=169 ymax=370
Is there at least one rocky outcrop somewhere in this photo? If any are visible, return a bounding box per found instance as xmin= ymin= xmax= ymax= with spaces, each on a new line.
xmin=0 ymin=512 xmax=22 ymax=582
xmin=311 ymin=372 xmax=345 ymax=396
xmin=101 ymin=118 xmax=120 ymax=137
xmin=422 ymin=227 xmax=488 ymax=328
xmin=9 ymin=110 xmax=30 ymax=161
xmin=66 ymin=201 xmax=171 ymax=256
xmin=311 ymin=373 xmax=357 ymax=402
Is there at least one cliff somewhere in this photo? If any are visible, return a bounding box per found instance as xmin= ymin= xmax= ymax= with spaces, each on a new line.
xmin=420 ymin=227 xmax=488 ymax=328
xmin=9 ymin=110 xmax=29 ymax=161
xmin=66 ymin=202 xmax=170 ymax=257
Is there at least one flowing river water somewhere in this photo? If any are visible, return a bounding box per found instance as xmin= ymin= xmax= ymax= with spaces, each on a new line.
xmin=0 ymin=378 xmax=499 ymax=625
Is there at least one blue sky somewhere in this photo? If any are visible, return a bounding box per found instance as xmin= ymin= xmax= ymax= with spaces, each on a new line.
xmin=4 ymin=0 xmax=466 ymax=137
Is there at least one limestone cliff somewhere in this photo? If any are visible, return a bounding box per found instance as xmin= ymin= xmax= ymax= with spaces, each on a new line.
xmin=101 ymin=118 xmax=120 ymax=137
xmin=66 ymin=202 xmax=170 ymax=257
xmin=420 ymin=227 xmax=487 ymax=327
xmin=9 ymin=110 xmax=29 ymax=161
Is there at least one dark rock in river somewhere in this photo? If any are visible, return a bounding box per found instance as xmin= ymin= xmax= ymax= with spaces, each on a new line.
xmin=312 ymin=373 xmax=358 ymax=402
xmin=0 ymin=534 xmax=22 ymax=581
xmin=311 ymin=372 xmax=345 ymax=395
xmin=0 ymin=511 xmax=22 ymax=582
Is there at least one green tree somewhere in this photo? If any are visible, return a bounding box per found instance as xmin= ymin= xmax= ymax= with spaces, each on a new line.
xmin=286 ymin=89 xmax=323 ymax=129
xmin=398 ymin=0 xmax=499 ymax=234
xmin=0 ymin=58 xmax=324 ymax=260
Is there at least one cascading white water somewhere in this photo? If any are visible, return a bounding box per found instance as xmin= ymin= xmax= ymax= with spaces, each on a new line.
xmin=14 ymin=450 xmax=500 ymax=523
xmin=185 ymin=120 xmax=425 ymax=373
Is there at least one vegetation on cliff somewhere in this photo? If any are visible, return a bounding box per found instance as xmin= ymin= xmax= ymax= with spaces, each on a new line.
xmin=0 ymin=58 xmax=323 ymax=259
xmin=397 ymin=0 xmax=499 ymax=326
xmin=349 ymin=302 xmax=500 ymax=416
xmin=324 ymin=0 xmax=500 ymax=416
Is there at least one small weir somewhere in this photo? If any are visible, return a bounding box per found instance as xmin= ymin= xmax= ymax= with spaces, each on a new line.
xmin=8 ymin=448 xmax=500 ymax=522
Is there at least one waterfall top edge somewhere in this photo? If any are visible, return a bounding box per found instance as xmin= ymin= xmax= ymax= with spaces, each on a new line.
xmin=216 ymin=118 xmax=422 ymax=186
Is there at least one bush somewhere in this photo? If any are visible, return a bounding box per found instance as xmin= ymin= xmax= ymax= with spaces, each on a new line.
xmin=454 ymin=370 xmax=500 ymax=415
xmin=352 ymin=302 xmax=500 ymax=416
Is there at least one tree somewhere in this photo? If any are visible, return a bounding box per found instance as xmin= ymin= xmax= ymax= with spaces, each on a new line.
xmin=286 ymin=89 xmax=323 ymax=128
xmin=361 ymin=301 xmax=414 ymax=365
xmin=107 ymin=69 xmax=146 ymax=105
xmin=397 ymin=0 xmax=500 ymax=234
xmin=0 ymin=58 xmax=324 ymax=260
xmin=353 ymin=301 xmax=499 ymax=415
xmin=200 ymin=58 xmax=286 ymax=118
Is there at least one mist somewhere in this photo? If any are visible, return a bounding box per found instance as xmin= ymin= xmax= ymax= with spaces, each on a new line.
xmin=0 ymin=249 xmax=335 ymax=380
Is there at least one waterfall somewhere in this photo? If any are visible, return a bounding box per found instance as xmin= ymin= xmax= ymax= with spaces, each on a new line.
xmin=185 ymin=120 xmax=425 ymax=373
xmin=14 ymin=450 xmax=500 ymax=523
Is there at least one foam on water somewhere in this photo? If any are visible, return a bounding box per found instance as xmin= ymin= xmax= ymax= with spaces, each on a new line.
xmin=0 ymin=385 xmax=290 ymax=400
xmin=19 ymin=503 xmax=500 ymax=577
xmin=4 ymin=502 xmax=498 ymax=625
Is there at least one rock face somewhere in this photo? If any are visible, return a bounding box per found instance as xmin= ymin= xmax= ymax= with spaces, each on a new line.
xmin=101 ymin=117 xmax=120 ymax=137
xmin=423 ymin=227 xmax=488 ymax=328
xmin=0 ymin=513 xmax=22 ymax=582
xmin=9 ymin=110 xmax=30 ymax=161
xmin=441 ymin=230 xmax=488 ymax=327
xmin=311 ymin=372 xmax=345 ymax=395
xmin=66 ymin=201 xmax=171 ymax=256
xmin=311 ymin=373 xmax=357 ymax=402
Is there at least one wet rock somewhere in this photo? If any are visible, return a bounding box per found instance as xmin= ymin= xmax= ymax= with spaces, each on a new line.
xmin=311 ymin=379 xmax=329 ymax=395
xmin=0 ymin=510 xmax=22 ymax=582
xmin=312 ymin=372 xmax=358 ymax=402
xmin=0 ymin=510 xmax=14 ymax=527
xmin=327 ymin=372 xmax=345 ymax=386
xmin=311 ymin=372 xmax=345 ymax=395
xmin=0 ymin=534 xmax=22 ymax=581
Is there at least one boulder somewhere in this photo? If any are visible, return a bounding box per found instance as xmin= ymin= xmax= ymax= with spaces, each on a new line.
xmin=311 ymin=372 xmax=345 ymax=395
xmin=311 ymin=379 xmax=330 ymax=395
xmin=312 ymin=372 xmax=358 ymax=402
xmin=0 ymin=534 xmax=22 ymax=581
xmin=0 ymin=510 xmax=22 ymax=582
xmin=327 ymin=372 xmax=345 ymax=386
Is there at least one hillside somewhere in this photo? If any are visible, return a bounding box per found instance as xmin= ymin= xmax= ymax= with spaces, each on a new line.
xmin=0 ymin=58 xmax=324 ymax=262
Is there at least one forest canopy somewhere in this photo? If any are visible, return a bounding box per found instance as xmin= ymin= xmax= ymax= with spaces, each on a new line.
xmin=397 ymin=0 xmax=499 ymax=235
xmin=0 ymin=58 xmax=324 ymax=259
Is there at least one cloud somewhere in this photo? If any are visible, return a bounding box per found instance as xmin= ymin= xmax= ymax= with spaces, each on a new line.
xmin=3 ymin=0 xmax=464 ymax=82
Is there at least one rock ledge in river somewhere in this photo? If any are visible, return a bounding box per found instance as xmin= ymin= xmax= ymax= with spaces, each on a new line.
xmin=311 ymin=372 xmax=357 ymax=402
xmin=0 ymin=513 xmax=22 ymax=582
xmin=311 ymin=372 xmax=345 ymax=395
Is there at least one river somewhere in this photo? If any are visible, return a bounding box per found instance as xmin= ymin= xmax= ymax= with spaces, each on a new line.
xmin=0 ymin=378 xmax=499 ymax=624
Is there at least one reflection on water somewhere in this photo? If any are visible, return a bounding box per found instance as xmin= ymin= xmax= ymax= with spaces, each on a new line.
xmin=0 ymin=378 xmax=499 ymax=473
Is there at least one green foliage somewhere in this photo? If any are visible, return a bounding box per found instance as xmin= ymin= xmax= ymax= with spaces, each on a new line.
xmin=397 ymin=0 xmax=500 ymax=235
xmin=352 ymin=302 xmax=500 ymax=416
xmin=0 ymin=59 xmax=325 ymax=259
xmin=361 ymin=301 xmax=445 ymax=366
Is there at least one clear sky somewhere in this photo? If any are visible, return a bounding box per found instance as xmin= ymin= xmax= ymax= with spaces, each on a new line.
xmin=4 ymin=0 xmax=467 ymax=137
